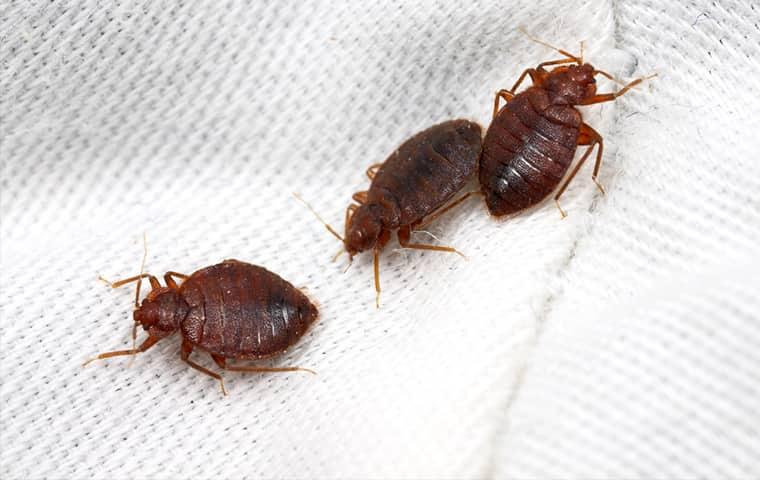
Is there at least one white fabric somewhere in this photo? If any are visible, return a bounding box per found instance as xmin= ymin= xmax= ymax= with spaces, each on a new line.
xmin=1 ymin=1 xmax=758 ymax=478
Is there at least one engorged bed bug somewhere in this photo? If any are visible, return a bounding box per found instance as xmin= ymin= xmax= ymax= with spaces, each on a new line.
xmin=298 ymin=119 xmax=482 ymax=307
xmin=84 ymin=254 xmax=318 ymax=395
xmin=480 ymin=32 xmax=655 ymax=217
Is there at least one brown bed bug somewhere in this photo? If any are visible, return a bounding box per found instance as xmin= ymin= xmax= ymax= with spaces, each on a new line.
xmin=84 ymin=255 xmax=318 ymax=395
xmin=480 ymin=32 xmax=655 ymax=217
xmin=298 ymin=119 xmax=482 ymax=307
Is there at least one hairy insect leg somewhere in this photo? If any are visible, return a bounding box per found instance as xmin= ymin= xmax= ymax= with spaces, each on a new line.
xmin=211 ymin=355 xmax=316 ymax=375
xmin=397 ymin=226 xmax=466 ymax=259
xmin=352 ymin=191 xmax=368 ymax=204
xmin=580 ymin=73 xmax=657 ymax=105
xmin=365 ymin=163 xmax=382 ymax=180
xmin=181 ymin=340 xmax=227 ymax=395
xmin=415 ymin=191 xmax=483 ymax=230
xmin=553 ymin=124 xmax=603 ymax=218
xmin=163 ymin=272 xmax=189 ymax=289
xmin=82 ymin=335 xmax=159 ymax=367
xmin=493 ymin=90 xmax=515 ymax=118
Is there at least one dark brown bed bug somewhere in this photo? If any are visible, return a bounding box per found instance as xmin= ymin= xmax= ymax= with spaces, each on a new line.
xmin=299 ymin=119 xmax=482 ymax=307
xmin=84 ymin=258 xmax=318 ymax=395
xmin=480 ymin=34 xmax=655 ymax=217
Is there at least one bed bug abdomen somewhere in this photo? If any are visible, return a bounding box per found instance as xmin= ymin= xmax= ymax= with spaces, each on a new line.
xmin=480 ymin=87 xmax=581 ymax=216
xmin=180 ymin=260 xmax=317 ymax=359
xmin=369 ymin=119 xmax=482 ymax=226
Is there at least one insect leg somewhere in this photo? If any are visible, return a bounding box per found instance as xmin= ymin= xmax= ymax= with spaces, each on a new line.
xmin=181 ymin=340 xmax=227 ymax=395
xmin=211 ymin=355 xmax=316 ymax=375
xmin=495 ymin=58 xmax=572 ymax=117
xmin=580 ymin=73 xmax=657 ymax=105
xmin=397 ymin=226 xmax=466 ymax=258
xmin=352 ymin=191 xmax=368 ymax=204
xmin=508 ymin=68 xmax=539 ymax=94
xmin=82 ymin=335 xmax=159 ymax=366
xmin=414 ymin=191 xmax=483 ymax=230
xmin=365 ymin=163 xmax=383 ymax=180
xmin=536 ymin=57 xmax=579 ymax=71
xmin=552 ymin=125 xmax=603 ymax=218
xmin=493 ymin=90 xmax=514 ymax=119
xmin=100 ymin=273 xmax=161 ymax=290
xmin=163 ymin=272 xmax=189 ymax=289
xmin=99 ymin=273 xmax=161 ymax=311
xmin=345 ymin=204 xmax=358 ymax=228
xmin=504 ymin=58 xmax=576 ymax=102
xmin=577 ymin=123 xmax=605 ymax=194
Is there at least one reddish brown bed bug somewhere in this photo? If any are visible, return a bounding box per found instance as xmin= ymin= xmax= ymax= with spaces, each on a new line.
xmin=298 ymin=119 xmax=482 ymax=307
xmin=84 ymin=255 xmax=318 ymax=395
xmin=480 ymin=32 xmax=655 ymax=217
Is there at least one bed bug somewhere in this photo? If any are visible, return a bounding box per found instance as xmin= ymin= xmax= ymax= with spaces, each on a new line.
xmin=84 ymin=253 xmax=318 ymax=395
xmin=298 ymin=119 xmax=482 ymax=307
xmin=480 ymin=32 xmax=655 ymax=217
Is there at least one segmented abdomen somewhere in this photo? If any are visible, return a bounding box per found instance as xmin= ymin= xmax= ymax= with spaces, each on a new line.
xmin=180 ymin=260 xmax=318 ymax=359
xmin=369 ymin=119 xmax=482 ymax=226
xmin=480 ymin=87 xmax=581 ymax=217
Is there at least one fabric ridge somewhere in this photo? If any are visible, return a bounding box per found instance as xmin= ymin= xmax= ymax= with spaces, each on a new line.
xmin=1 ymin=0 xmax=758 ymax=478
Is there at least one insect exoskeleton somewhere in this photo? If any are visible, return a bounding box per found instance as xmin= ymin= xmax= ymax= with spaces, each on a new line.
xmin=481 ymin=31 xmax=655 ymax=218
xmin=85 ymin=253 xmax=318 ymax=395
xmin=298 ymin=119 xmax=483 ymax=307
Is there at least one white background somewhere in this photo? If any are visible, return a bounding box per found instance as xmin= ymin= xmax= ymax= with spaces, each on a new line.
xmin=2 ymin=1 xmax=759 ymax=478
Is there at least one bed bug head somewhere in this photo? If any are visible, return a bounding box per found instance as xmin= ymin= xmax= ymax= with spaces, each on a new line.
xmin=516 ymin=29 xmax=596 ymax=104
xmin=133 ymin=284 xmax=188 ymax=339
xmin=543 ymin=63 xmax=598 ymax=105
xmin=84 ymin=238 xmax=189 ymax=368
xmin=519 ymin=29 xmax=655 ymax=106
xmin=344 ymin=203 xmax=384 ymax=257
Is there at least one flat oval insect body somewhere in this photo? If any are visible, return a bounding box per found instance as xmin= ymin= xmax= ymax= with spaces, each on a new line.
xmin=366 ymin=119 xmax=483 ymax=229
xmin=480 ymin=42 xmax=652 ymax=218
xmin=481 ymin=86 xmax=582 ymax=216
xmin=181 ymin=261 xmax=316 ymax=359
xmin=342 ymin=119 xmax=482 ymax=306
xmin=85 ymin=259 xmax=318 ymax=394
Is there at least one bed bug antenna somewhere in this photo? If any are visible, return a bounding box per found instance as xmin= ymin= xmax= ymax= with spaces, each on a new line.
xmin=134 ymin=232 xmax=148 ymax=309
xmin=332 ymin=246 xmax=346 ymax=262
xmin=518 ymin=27 xmax=581 ymax=63
xmin=127 ymin=233 xmax=149 ymax=366
xmin=293 ymin=192 xmax=345 ymax=243
xmin=343 ymin=256 xmax=353 ymax=274
xmin=580 ymin=40 xmax=584 ymax=64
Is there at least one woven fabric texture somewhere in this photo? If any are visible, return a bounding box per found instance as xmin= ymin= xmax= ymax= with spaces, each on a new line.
xmin=1 ymin=1 xmax=758 ymax=478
